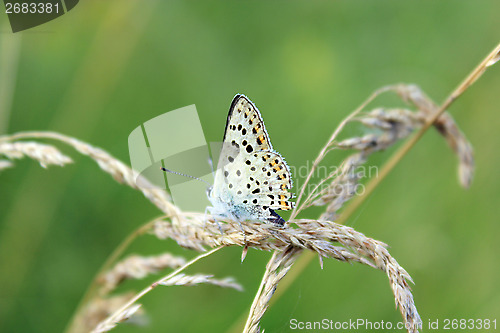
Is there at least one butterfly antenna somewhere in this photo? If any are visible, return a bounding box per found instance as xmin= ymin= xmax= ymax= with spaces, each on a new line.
xmin=160 ymin=167 xmax=212 ymax=187
xmin=207 ymin=155 xmax=215 ymax=175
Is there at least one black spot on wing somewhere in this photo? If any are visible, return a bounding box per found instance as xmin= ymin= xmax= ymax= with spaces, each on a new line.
xmin=222 ymin=94 xmax=245 ymax=141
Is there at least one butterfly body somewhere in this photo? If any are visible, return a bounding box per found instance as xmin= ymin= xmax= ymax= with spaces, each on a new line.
xmin=207 ymin=94 xmax=294 ymax=226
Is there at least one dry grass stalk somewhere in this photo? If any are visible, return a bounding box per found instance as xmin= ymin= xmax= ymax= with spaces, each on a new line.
xmin=153 ymin=217 xmax=377 ymax=267
xmin=295 ymin=219 xmax=421 ymax=332
xmin=393 ymin=84 xmax=475 ymax=188
xmin=159 ymin=273 xmax=243 ymax=291
xmin=0 ymin=129 xmax=422 ymax=332
xmin=152 ymin=214 xmax=420 ymax=330
xmin=299 ymin=84 xmax=474 ymax=222
xmin=0 ymin=132 xmax=175 ymax=215
xmin=314 ymin=102 xmax=467 ymax=208
xmin=436 ymin=114 xmax=475 ymax=187
xmin=92 ymin=246 xmax=224 ymax=333
xmin=314 ymin=153 xmax=366 ymax=221
xmin=0 ymin=141 xmax=73 ymax=168
xmin=92 ymin=303 xmax=142 ymax=333
xmin=243 ymin=247 xmax=301 ymax=333
xmin=75 ymin=293 xmax=145 ymax=333
xmin=292 ymin=92 xmax=427 ymax=219
xmin=91 ymin=271 xmax=242 ymax=333
xmin=98 ymin=253 xmax=187 ymax=295
xmin=316 ymin=106 xmax=427 ymax=221
xmin=365 ymin=43 xmax=500 ymax=206
xmin=0 ymin=159 xmax=13 ymax=170
xmin=487 ymin=51 xmax=500 ymax=66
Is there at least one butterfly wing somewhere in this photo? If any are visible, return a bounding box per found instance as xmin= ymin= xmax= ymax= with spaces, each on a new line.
xmin=211 ymin=95 xmax=294 ymax=225
xmin=222 ymin=95 xmax=273 ymax=152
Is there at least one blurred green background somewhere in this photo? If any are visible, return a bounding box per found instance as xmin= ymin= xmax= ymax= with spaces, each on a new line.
xmin=0 ymin=1 xmax=499 ymax=332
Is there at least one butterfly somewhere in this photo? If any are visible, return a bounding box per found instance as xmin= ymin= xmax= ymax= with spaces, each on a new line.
xmin=207 ymin=94 xmax=294 ymax=226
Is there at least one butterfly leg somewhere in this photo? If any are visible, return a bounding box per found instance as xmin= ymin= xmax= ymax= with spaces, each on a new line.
xmin=235 ymin=219 xmax=247 ymax=244
xmin=228 ymin=211 xmax=247 ymax=244
xmin=214 ymin=217 xmax=224 ymax=235
xmin=205 ymin=206 xmax=224 ymax=235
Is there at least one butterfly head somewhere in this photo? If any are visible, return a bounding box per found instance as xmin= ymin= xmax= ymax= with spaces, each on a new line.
xmin=206 ymin=185 xmax=214 ymax=198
